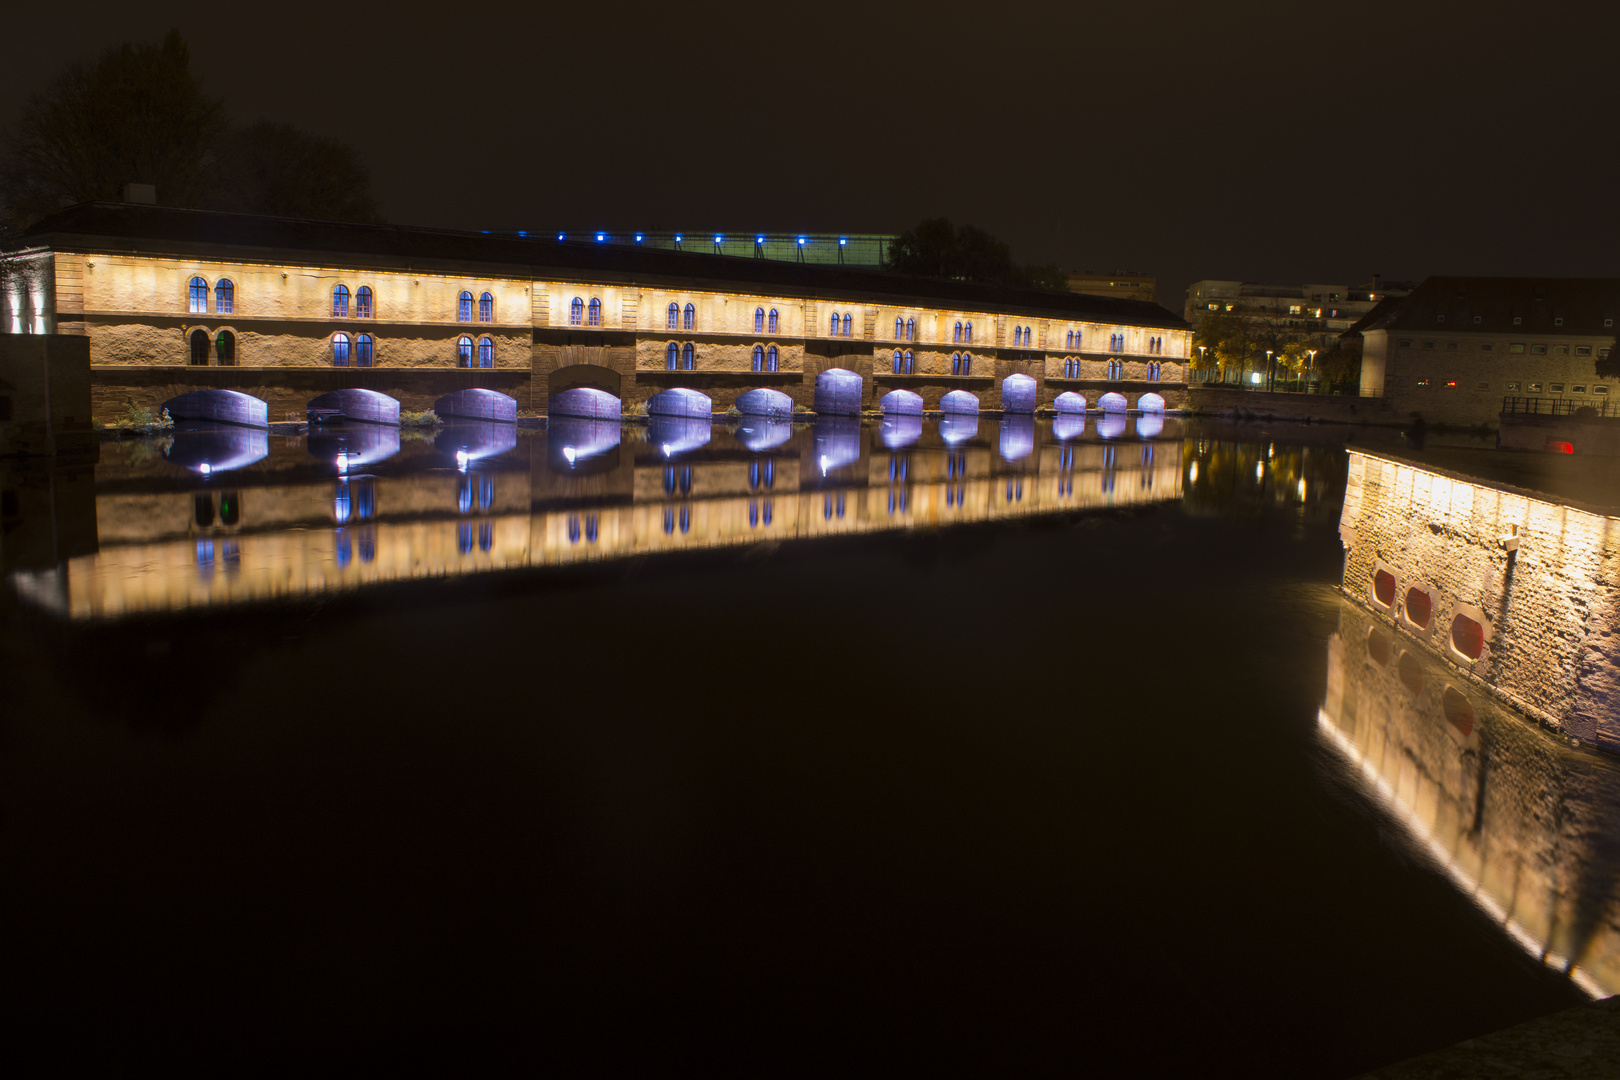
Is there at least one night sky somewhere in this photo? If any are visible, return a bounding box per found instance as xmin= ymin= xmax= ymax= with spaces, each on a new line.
xmin=5 ymin=2 xmax=1617 ymax=308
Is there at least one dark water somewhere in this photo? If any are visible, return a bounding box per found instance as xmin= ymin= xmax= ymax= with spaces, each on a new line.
xmin=0 ymin=416 xmax=1605 ymax=1073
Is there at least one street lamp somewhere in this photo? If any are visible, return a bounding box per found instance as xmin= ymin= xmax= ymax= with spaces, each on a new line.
xmin=1306 ymin=349 xmax=1317 ymax=393
xmin=1266 ymin=349 xmax=1274 ymax=392
xmin=1196 ymin=345 xmax=1208 ymax=381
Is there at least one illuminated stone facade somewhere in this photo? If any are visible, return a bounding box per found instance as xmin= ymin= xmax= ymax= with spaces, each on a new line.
xmin=1339 ymin=449 xmax=1620 ymax=752
xmin=1 ymin=203 xmax=1190 ymax=418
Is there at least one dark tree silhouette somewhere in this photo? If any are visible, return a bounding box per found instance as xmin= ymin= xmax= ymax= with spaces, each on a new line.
xmin=209 ymin=122 xmax=384 ymax=223
xmin=885 ymin=217 xmax=1067 ymax=290
xmin=0 ymin=30 xmax=226 ymax=226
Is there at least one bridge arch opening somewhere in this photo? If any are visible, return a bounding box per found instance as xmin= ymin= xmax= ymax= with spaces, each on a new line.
xmin=814 ymin=367 xmax=863 ymax=415
xmin=548 ymin=363 xmax=621 ymax=400
xmin=549 ymin=387 xmax=620 ymax=420
xmin=437 ymin=388 xmax=519 ymax=422
xmin=648 ymin=387 xmax=712 ymax=419
xmin=1138 ymin=392 xmax=1166 ymax=413
xmin=736 ymin=387 xmax=793 ymax=418
xmin=879 ymin=389 xmax=923 ymax=416
xmin=162 ymin=388 xmax=269 ymax=429
xmin=1098 ymin=392 xmax=1128 ymax=413
xmin=1001 ymin=374 xmax=1037 ymax=414
xmin=307 ymin=388 xmax=400 ymax=425
xmin=1054 ymin=391 xmax=1087 ymax=414
xmin=940 ymin=389 xmax=979 ymax=415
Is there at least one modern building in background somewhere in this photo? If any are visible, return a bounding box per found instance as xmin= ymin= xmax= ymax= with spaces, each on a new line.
xmin=1067 ymin=273 xmax=1156 ymax=303
xmin=0 ymin=203 xmax=1191 ymax=420
xmin=1348 ymin=277 xmax=1620 ymax=425
xmin=1184 ymin=277 xmax=1413 ymax=347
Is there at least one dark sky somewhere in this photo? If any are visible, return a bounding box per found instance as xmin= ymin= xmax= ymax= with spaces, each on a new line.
xmin=5 ymin=1 xmax=1617 ymax=309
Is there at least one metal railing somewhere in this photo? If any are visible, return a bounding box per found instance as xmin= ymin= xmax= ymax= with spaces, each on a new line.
xmin=1501 ymin=396 xmax=1619 ymax=418
xmin=1188 ymin=369 xmax=1377 ymax=397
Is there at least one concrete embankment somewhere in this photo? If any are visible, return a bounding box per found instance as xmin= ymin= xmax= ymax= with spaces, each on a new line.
xmin=1188 ymin=385 xmax=1396 ymax=425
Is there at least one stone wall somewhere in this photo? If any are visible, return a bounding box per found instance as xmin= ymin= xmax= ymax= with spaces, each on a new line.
xmin=0 ymin=334 xmax=94 ymax=455
xmin=1190 ymin=385 xmax=1391 ymax=424
xmin=1339 ymin=449 xmax=1620 ymax=752
xmin=1498 ymin=412 xmax=1620 ymax=455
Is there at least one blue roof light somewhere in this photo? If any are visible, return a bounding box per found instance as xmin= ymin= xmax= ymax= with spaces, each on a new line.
xmin=517 ymin=230 xmax=527 ymax=237
xmin=797 ymin=237 xmax=806 ymax=245
xmin=839 ymin=237 xmax=847 ymax=246
xmin=675 ymin=234 xmax=682 ymax=242
xmin=557 ymin=233 xmax=566 ymax=241
xmin=714 ymin=235 xmax=723 ymax=243
xmin=635 ymin=234 xmax=644 ymax=242
xmin=756 ymin=235 xmax=765 ymax=244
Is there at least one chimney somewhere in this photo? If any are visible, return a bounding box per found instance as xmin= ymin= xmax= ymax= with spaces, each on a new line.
xmin=122 ymin=183 xmax=156 ymax=205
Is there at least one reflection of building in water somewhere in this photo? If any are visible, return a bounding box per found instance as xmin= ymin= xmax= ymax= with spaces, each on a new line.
xmin=11 ymin=419 xmax=1182 ymax=619
xmin=1340 ymin=449 xmax=1620 ymax=751
xmin=1319 ymin=597 xmax=1620 ymax=999
xmin=1181 ymin=436 xmax=1348 ymax=520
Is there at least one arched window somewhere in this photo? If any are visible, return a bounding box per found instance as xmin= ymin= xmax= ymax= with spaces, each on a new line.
xmin=756 ymin=307 xmax=766 ymax=333
xmin=961 ymin=353 xmax=972 ymax=376
xmin=333 ymin=284 xmax=350 ymax=318
xmin=893 ymin=349 xmax=903 ymax=375
xmin=458 ymin=291 xmax=474 ymax=322
xmin=478 ymin=336 xmax=494 ymax=368
xmin=903 ymin=349 xmax=913 ymax=374
xmin=1107 ymin=359 xmax=1122 ymax=380
xmin=1013 ymin=327 xmax=1022 ymax=347
xmin=683 ymin=303 xmax=695 ymax=330
xmin=894 ymin=316 xmax=904 ymax=340
xmin=356 ymin=333 xmax=374 ymax=367
xmin=681 ymin=343 xmax=695 ymax=370
xmin=1024 ymin=326 xmax=1033 ymax=345
xmin=332 ymin=332 xmax=351 ymax=367
xmin=830 ymin=312 xmax=840 ymax=336
xmin=952 ymin=352 xmax=961 ymax=376
xmin=964 ymin=322 xmax=973 ymax=344
xmin=954 ymin=321 xmax=963 ymax=343
xmin=666 ymin=342 xmax=679 ymax=370
xmin=766 ymin=345 xmax=778 ymax=372
xmin=215 ymin=330 xmax=236 ymax=366
xmin=189 ymin=328 xmax=210 ymax=365
xmin=768 ymin=308 xmax=779 ymax=333
xmin=356 ymin=285 xmax=373 ymax=318
xmin=906 ymin=317 xmax=915 ymax=341
xmin=1148 ymin=361 xmax=1161 ymax=381
xmin=753 ymin=345 xmax=765 ymax=372
xmin=188 ymin=276 xmax=209 ymax=314
xmin=587 ymin=297 xmax=601 ymax=326
xmin=215 ymin=279 xmax=234 ymax=314
xmin=569 ymin=297 xmax=584 ymax=326
xmin=842 ymin=313 xmax=853 ymax=337
xmin=479 ymin=292 xmax=494 ymax=323
xmin=667 ymin=302 xmax=680 ymax=329
xmin=457 ymin=336 xmax=473 ymax=367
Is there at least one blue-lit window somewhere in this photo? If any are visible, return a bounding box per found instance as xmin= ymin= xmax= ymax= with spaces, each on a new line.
xmin=683 ymin=303 xmax=695 ymax=330
xmin=1107 ymin=359 xmax=1122 ymax=380
xmin=333 ymin=284 xmax=350 ymax=318
xmin=356 ymin=333 xmax=374 ymax=367
xmin=842 ymin=313 xmax=853 ymax=337
xmin=458 ymin=291 xmax=474 ymax=322
xmin=478 ymin=336 xmax=494 ymax=368
xmin=332 ymin=332 xmax=351 ymax=367
xmin=953 ymin=321 xmax=962 ymax=343
xmin=753 ymin=345 xmax=764 ymax=372
xmin=214 ymin=278 xmax=233 ymax=314
xmin=906 ymin=317 xmax=915 ymax=341
xmin=666 ymin=342 xmax=679 ymax=370
xmin=480 ymin=292 xmax=494 ymax=322
xmin=1013 ymin=326 xmax=1022 ymax=347
xmin=952 ymin=352 xmax=961 ymax=376
xmin=667 ymin=302 xmax=679 ymax=329
xmin=768 ymin=308 xmax=779 ymax=333
xmin=755 ymin=307 xmax=766 ymax=333
xmin=569 ymin=297 xmax=584 ymax=325
xmin=766 ymin=345 xmax=778 ymax=372
xmin=587 ymin=297 xmax=601 ymax=326
xmin=356 ymin=285 xmax=373 ymax=318
xmin=830 ymin=312 xmax=839 ymax=336
xmin=893 ymin=349 xmax=903 ymax=374
xmin=964 ymin=322 xmax=973 ymax=344
xmin=894 ymin=316 xmax=904 ymax=339
xmin=903 ymin=349 xmax=913 ymax=374
xmin=1148 ymin=361 xmax=1161 ymax=381
xmin=663 ymin=507 xmax=675 ymax=535
xmin=961 ymin=353 xmax=972 ymax=376
xmin=188 ymin=276 xmax=209 ymax=314
xmin=457 ymin=335 xmax=473 ymax=367
xmin=681 ymin=343 xmax=695 ymax=370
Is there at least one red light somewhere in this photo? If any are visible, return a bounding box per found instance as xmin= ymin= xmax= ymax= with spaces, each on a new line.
xmin=1546 ymin=440 xmax=1574 ymax=454
xmin=1445 ymin=380 xmax=1457 ymax=388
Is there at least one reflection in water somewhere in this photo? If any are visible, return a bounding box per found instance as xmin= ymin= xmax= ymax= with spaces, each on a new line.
xmin=311 ymin=424 xmax=401 ymax=472
xmin=17 ymin=417 xmax=1188 ymax=619
xmin=735 ymin=420 xmax=793 ymax=452
xmin=436 ymin=420 xmax=517 ymax=469
xmin=1052 ymin=413 xmax=1085 ymax=442
xmin=1182 ymin=437 xmax=1347 ymax=521
xmin=1096 ymin=413 xmax=1127 ymax=440
xmin=548 ymin=416 xmax=621 ymax=470
xmin=1320 ymin=597 xmax=1620 ymax=999
xmin=1136 ymin=414 xmax=1164 ymax=439
xmin=164 ymin=421 xmax=270 ymax=475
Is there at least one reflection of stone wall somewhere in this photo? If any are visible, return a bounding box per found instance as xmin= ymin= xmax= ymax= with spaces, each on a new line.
xmin=1340 ymin=450 xmax=1620 ymax=751
xmin=1320 ymin=598 xmax=1620 ymax=998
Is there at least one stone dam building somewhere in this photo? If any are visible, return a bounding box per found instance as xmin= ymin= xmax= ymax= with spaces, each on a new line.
xmin=0 ymin=203 xmax=1190 ymax=424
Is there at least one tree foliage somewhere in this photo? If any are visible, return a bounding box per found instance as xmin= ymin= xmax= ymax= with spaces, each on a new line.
xmin=1 ymin=31 xmax=384 ymax=227
xmin=885 ymin=217 xmax=1069 ymax=291
xmin=1190 ymin=306 xmax=1355 ymax=381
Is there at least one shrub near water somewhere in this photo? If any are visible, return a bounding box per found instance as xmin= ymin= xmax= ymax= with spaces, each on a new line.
xmin=105 ymin=404 xmax=174 ymax=433
xmin=398 ymin=409 xmax=440 ymax=427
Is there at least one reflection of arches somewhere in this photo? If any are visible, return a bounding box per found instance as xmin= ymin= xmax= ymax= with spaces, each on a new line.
xmin=436 ymin=388 xmax=520 ymax=422
xmin=814 ymin=367 xmax=863 ymax=415
xmin=163 ymin=422 xmax=270 ymax=472
xmin=1138 ymin=392 xmax=1165 ymax=413
xmin=307 ymin=388 xmax=401 ymax=425
xmin=999 ymin=415 xmax=1035 ymax=461
xmin=1136 ymin=414 xmax=1164 ymax=439
xmin=1001 ymin=373 xmax=1037 ymax=414
xmin=879 ymin=389 xmax=923 ymax=416
xmin=1052 ymin=413 xmax=1085 ymax=441
xmin=940 ymin=389 xmax=979 ymax=415
xmin=549 ymin=364 xmax=621 ymax=399
xmin=189 ymin=328 xmax=210 ymax=366
xmin=648 ymin=387 xmax=712 ymax=419
xmin=549 ymin=387 xmax=620 ymax=420
xmin=1054 ymin=391 xmax=1087 ymax=414
xmin=162 ymin=389 xmax=269 ymax=428
xmin=1096 ymin=412 xmax=1127 ymax=439
xmin=736 ymin=387 xmax=793 ymax=418
xmin=1098 ymin=392 xmax=1128 ymax=412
